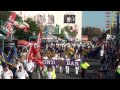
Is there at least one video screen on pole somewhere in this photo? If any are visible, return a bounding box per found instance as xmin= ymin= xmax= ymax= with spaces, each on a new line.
xmin=64 ymin=15 xmax=75 ymax=23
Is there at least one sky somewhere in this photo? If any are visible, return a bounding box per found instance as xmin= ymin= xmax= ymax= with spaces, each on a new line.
xmin=83 ymin=11 xmax=106 ymax=30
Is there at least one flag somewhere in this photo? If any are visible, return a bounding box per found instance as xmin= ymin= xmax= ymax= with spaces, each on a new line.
xmin=28 ymin=44 xmax=44 ymax=68
xmin=7 ymin=45 xmax=17 ymax=64
xmin=0 ymin=47 xmax=7 ymax=67
xmin=8 ymin=12 xmax=16 ymax=22
xmin=13 ymin=45 xmax=18 ymax=59
xmin=37 ymin=32 xmax=42 ymax=44
xmin=5 ymin=12 xmax=16 ymax=38
xmin=14 ymin=21 xmax=29 ymax=32
xmin=7 ymin=47 xmax=14 ymax=64
xmin=44 ymin=26 xmax=49 ymax=37
xmin=37 ymin=32 xmax=42 ymax=51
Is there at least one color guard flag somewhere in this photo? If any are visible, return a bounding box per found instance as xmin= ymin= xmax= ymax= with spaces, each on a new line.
xmin=28 ymin=44 xmax=44 ymax=68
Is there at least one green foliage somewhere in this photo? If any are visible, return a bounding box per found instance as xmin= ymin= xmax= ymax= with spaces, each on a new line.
xmin=53 ymin=29 xmax=65 ymax=39
xmin=14 ymin=18 xmax=40 ymax=40
xmin=63 ymin=26 xmax=78 ymax=37
xmin=0 ymin=11 xmax=11 ymax=21
xmin=82 ymin=27 xmax=103 ymax=40
xmin=54 ymin=25 xmax=78 ymax=40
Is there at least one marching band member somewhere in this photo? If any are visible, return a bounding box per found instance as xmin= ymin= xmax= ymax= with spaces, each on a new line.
xmin=65 ymin=55 xmax=70 ymax=74
xmin=58 ymin=54 xmax=64 ymax=74
xmin=75 ymin=53 xmax=81 ymax=75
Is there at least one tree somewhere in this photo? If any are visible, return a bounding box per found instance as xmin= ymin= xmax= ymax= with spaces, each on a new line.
xmin=0 ymin=11 xmax=11 ymax=22
xmin=54 ymin=25 xmax=78 ymax=40
xmin=14 ymin=18 xmax=40 ymax=40
xmin=82 ymin=27 xmax=103 ymax=41
xmin=63 ymin=26 xmax=78 ymax=37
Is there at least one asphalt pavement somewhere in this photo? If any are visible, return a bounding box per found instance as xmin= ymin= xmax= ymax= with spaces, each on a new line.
xmin=32 ymin=59 xmax=115 ymax=79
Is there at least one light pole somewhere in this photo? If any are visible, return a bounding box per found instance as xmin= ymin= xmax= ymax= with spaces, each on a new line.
xmin=116 ymin=11 xmax=120 ymax=47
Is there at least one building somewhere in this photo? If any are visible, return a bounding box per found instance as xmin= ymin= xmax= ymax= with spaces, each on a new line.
xmin=14 ymin=11 xmax=82 ymax=40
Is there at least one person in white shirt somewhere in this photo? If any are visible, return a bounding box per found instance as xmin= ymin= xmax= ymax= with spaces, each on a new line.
xmin=1 ymin=65 xmax=13 ymax=79
xmin=15 ymin=66 xmax=29 ymax=79
xmin=100 ymin=49 xmax=104 ymax=60
xmin=25 ymin=59 xmax=34 ymax=79
xmin=0 ymin=61 xmax=3 ymax=79
xmin=47 ymin=66 xmax=56 ymax=79
xmin=47 ymin=66 xmax=53 ymax=79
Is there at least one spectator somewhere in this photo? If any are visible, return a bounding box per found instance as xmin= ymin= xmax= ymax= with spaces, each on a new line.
xmin=25 ymin=59 xmax=34 ymax=79
xmin=47 ymin=65 xmax=56 ymax=79
xmin=0 ymin=61 xmax=3 ymax=79
xmin=1 ymin=64 xmax=13 ymax=79
xmin=15 ymin=66 xmax=29 ymax=79
xmin=16 ymin=60 xmax=24 ymax=71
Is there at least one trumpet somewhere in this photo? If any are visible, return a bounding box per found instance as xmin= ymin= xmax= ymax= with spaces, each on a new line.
xmin=46 ymin=50 xmax=55 ymax=59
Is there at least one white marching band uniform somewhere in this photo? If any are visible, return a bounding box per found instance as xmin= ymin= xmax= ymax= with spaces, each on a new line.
xmin=58 ymin=57 xmax=64 ymax=74
xmin=75 ymin=58 xmax=81 ymax=75
xmin=65 ymin=56 xmax=70 ymax=74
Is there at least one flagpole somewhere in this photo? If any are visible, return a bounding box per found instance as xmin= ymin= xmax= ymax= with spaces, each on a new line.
xmin=27 ymin=44 xmax=32 ymax=62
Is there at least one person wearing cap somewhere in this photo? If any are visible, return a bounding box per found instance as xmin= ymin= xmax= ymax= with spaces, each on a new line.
xmin=0 ymin=61 xmax=3 ymax=79
xmin=15 ymin=66 xmax=29 ymax=79
xmin=1 ymin=64 xmax=13 ymax=79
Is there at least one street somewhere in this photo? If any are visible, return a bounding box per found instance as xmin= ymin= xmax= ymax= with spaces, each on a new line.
xmin=32 ymin=59 xmax=110 ymax=79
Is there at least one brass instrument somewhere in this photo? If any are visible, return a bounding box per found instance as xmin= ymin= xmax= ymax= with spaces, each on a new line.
xmin=46 ymin=50 xmax=55 ymax=59
xmin=65 ymin=47 xmax=75 ymax=58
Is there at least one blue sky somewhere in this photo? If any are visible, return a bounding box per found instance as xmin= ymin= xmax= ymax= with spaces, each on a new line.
xmin=82 ymin=11 xmax=107 ymax=30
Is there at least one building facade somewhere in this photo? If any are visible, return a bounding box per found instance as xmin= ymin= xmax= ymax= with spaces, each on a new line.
xmin=14 ymin=11 xmax=82 ymax=40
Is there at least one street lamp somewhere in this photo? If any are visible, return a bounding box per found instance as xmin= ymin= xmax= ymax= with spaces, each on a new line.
xmin=115 ymin=11 xmax=120 ymax=47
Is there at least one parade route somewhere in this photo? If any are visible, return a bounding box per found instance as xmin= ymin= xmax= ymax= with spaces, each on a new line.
xmin=32 ymin=59 xmax=102 ymax=79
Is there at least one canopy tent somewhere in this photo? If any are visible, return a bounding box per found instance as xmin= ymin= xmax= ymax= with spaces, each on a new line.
xmin=0 ymin=28 xmax=7 ymax=36
xmin=18 ymin=40 xmax=29 ymax=46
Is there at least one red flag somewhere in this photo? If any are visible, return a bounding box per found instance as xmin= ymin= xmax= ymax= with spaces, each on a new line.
xmin=5 ymin=12 xmax=16 ymax=38
xmin=8 ymin=12 xmax=16 ymax=22
xmin=28 ymin=45 xmax=44 ymax=68
xmin=37 ymin=31 xmax=42 ymax=51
